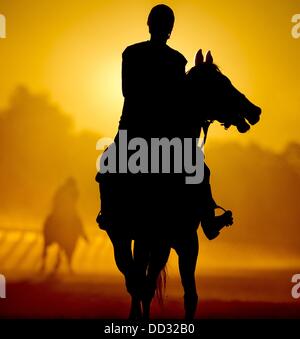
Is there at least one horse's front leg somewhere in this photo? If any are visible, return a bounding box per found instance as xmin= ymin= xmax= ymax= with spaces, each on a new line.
xmin=129 ymin=295 xmax=142 ymax=320
xmin=108 ymin=233 xmax=142 ymax=319
xmin=174 ymin=232 xmax=199 ymax=320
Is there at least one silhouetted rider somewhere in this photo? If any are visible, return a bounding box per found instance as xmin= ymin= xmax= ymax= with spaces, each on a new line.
xmin=97 ymin=6 xmax=188 ymax=310
xmin=119 ymin=4 xmax=187 ymax=139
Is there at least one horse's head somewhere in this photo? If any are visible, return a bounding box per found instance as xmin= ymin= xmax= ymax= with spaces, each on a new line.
xmin=187 ymin=49 xmax=261 ymax=133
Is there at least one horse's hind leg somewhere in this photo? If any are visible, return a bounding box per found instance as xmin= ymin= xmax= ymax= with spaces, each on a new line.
xmin=39 ymin=243 xmax=48 ymax=275
xmin=142 ymin=241 xmax=171 ymax=320
xmin=52 ymin=246 xmax=63 ymax=275
xmin=65 ymin=251 xmax=74 ymax=275
xmin=133 ymin=239 xmax=150 ymax=295
xmin=174 ymin=232 xmax=199 ymax=320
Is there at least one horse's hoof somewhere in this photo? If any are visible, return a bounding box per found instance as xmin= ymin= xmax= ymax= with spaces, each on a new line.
xmin=128 ymin=298 xmax=142 ymax=320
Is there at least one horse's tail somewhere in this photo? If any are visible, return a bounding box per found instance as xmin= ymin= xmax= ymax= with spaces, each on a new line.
xmin=155 ymin=266 xmax=167 ymax=305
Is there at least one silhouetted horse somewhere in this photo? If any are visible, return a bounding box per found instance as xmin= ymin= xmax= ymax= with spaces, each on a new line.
xmin=131 ymin=50 xmax=261 ymax=319
xmin=187 ymin=49 xmax=261 ymax=134
xmin=41 ymin=178 xmax=88 ymax=275
xmin=97 ymin=50 xmax=261 ymax=319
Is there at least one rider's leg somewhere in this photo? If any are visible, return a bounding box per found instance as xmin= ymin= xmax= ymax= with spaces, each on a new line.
xmin=173 ymin=232 xmax=199 ymax=320
xmin=200 ymin=164 xmax=233 ymax=240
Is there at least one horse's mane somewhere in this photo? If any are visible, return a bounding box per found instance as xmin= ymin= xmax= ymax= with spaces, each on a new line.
xmin=186 ymin=63 xmax=221 ymax=76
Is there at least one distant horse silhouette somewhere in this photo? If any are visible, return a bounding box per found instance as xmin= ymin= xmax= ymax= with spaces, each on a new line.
xmin=41 ymin=178 xmax=88 ymax=275
xmin=132 ymin=49 xmax=261 ymax=319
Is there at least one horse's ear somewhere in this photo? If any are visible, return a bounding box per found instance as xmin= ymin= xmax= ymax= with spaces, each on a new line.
xmin=195 ymin=49 xmax=204 ymax=66
xmin=205 ymin=51 xmax=213 ymax=64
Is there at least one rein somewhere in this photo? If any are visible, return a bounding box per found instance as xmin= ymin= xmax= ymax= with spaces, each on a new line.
xmin=202 ymin=120 xmax=213 ymax=145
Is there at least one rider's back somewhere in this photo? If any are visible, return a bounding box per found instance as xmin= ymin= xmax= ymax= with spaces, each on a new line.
xmin=119 ymin=40 xmax=187 ymax=139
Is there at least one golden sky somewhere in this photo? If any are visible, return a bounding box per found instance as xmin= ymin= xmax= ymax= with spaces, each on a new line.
xmin=0 ymin=0 xmax=299 ymax=151
xmin=1 ymin=2 xmax=300 ymax=290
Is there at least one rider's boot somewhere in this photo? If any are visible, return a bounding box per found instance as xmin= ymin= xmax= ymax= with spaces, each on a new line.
xmin=201 ymin=208 xmax=233 ymax=240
